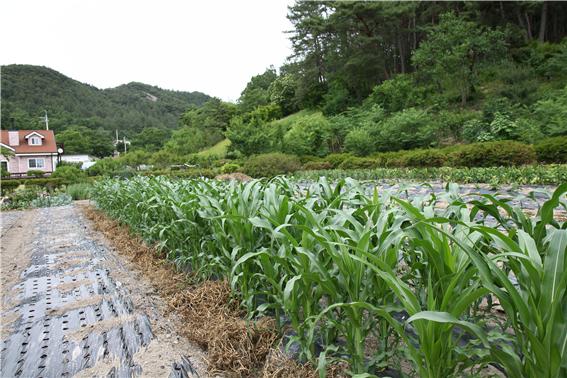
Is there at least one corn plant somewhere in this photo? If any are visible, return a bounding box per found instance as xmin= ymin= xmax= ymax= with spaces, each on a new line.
xmin=92 ymin=176 xmax=566 ymax=377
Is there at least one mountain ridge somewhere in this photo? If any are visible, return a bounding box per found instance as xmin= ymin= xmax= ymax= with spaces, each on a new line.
xmin=1 ymin=64 xmax=212 ymax=133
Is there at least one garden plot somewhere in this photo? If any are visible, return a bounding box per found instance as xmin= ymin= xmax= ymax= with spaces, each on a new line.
xmin=92 ymin=176 xmax=567 ymax=377
xmin=0 ymin=205 xmax=206 ymax=377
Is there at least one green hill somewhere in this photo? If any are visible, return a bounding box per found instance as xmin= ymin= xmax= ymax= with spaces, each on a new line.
xmin=1 ymin=64 xmax=212 ymax=133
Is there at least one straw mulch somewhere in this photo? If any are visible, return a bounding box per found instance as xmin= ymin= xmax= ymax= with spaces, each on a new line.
xmin=81 ymin=205 xmax=314 ymax=377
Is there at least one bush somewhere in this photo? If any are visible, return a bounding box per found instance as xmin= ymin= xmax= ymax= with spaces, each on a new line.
xmin=51 ymin=165 xmax=88 ymax=184
xmin=303 ymin=161 xmax=333 ymax=170
xmin=283 ymin=113 xmax=330 ymax=156
xmin=243 ymin=153 xmax=301 ymax=178
xmin=220 ymin=163 xmax=240 ymax=174
xmin=65 ymin=183 xmax=92 ymax=200
xmin=535 ymin=136 xmax=567 ymax=163
xmin=339 ymin=157 xmax=378 ymax=170
xmin=450 ymin=140 xmax=536 ymax=167
xmin=1 ymin=178 xmax=63 ymax=195
xmin=376 ymin=108 xmax=438 ymax=151
xmin=401 ymin=149 xmax=447 ymax=167
xmin=344 ymin=128 xmax=375 ymax=156
xmin=324 ymin=153 xmax=352 ymax=169
xmin=27 ymin=170 xmax=45 ymax=177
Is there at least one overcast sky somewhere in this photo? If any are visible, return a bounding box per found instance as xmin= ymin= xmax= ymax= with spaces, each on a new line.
xmin=1 ymin=0 xmax=295 ymax=102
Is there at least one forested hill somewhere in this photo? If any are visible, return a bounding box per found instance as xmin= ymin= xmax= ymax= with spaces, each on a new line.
xmin=0 ymin=64 xmax=211 ymax=133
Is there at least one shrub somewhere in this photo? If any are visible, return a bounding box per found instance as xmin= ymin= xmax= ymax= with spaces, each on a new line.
xmin=27 ymin=170 xmax=45 ymax=177
xmin=65 ymin=183 xmax=92 ymax=200
xmin=376 ymin=108 xmax=438 ymax=151
xmin=283 ymin=113 xmax=331 ymax=156
xmin=220 ymin=163 xmax=240 ymax=174
xmin=344 ymin=128 xmax=375 ymax=156
xmin=449 ymin=140 xmax=536 ymax=167
xmin=303 ymin=161 xmax=333 ymax=170
xmin=1 ymin=178 xmax=63 ymax=195
xmin=324 ymin=153 xmax=352 ymax=169
xmin=52 ymin=165 xmax=88 ymax=183
xmin=243 ymin=153 xmax=301 ymax=178
xmin=401 ymin=149 xmax=447 ymax=167
xmin=535 ymin=136 xmax=567 ymax=164
xmin=339 ymin=157 xmax=378 ymax=170
xmin=86 ymin=157 xmax=125 ymax=177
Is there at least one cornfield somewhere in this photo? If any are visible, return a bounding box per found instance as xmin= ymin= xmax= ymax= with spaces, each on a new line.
xmin=93 ymin=176 xmax=567 ymax=377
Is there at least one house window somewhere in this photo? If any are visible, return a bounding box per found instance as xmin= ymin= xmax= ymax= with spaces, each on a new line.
xmin=29 ymin=137 xmax=42 ymax=145
xmin=28 ymin=158 xmax=45 ymax=169
xmin=1 ymin=162 xmax=7 ymax=172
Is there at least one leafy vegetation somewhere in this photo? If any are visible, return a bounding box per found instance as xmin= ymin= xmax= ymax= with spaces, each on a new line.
xmin=6 ymin=2 xmax=567 ymax=178
xmin=295 ymin=165 xmax=567 ymax=186
xmin=93 ymin=176 xmax=567 ymax=377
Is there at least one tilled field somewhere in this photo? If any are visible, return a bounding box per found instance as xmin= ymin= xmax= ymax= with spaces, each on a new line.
xmin=0 ymin=204 xmax=207 ymax=377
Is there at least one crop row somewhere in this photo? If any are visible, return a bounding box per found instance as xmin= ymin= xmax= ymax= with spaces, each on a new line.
xmin=92 ymin=177 xmax=567 ymax=377
xmin=295 ymin=164 xmax=567 ymax=186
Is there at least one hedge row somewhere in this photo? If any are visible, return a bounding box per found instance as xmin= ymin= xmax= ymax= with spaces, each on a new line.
xmin=302 ymin=139 xmax=567 ymax=171
xmin=1 ymin=178 xmax=63 ymax=193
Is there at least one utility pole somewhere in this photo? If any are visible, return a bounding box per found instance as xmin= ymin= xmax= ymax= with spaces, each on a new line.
xmin=41 ymin=111 xmax=49 ymax=130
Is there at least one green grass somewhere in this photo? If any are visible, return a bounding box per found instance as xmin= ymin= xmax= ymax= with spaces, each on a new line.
xmin=197 ymin=138 xmax=231 ymax=158
xmin=269 ymin=109 xmax=319 ymax=129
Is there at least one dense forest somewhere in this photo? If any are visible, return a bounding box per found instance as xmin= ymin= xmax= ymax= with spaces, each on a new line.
xmin=151 ymin=0 xmax=567 ymax=165
xmin=2 ymin=1 xmax=567 ymax=164
xmin=1 ymin=64 xmax=211 ymax=156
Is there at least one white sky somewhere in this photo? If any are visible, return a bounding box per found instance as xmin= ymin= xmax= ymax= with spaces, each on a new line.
xmin=1 ymin=0 xmax=295 ymax=102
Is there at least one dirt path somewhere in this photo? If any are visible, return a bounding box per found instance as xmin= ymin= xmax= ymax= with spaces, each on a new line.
xmin=0 ymin=204 xmax=208 ymax=377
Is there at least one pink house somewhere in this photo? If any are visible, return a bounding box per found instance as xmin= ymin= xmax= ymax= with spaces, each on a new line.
xmin=0 ymin=130 xmax=59 ymax=176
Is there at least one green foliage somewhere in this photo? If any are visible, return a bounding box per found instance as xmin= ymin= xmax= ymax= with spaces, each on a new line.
xmin=243 ymin=153 xmax=301 ymax=178
xmin=65 ymin=183 xmax=92 ymax=200
xmin=86 ymin=157 xmax=125 ymax=177
xmin=535 ymin=136 xmax=567 ymax=163
xmin=51 ymin=165 xmax=88 ymax=183
xmin=30 ymin=193 xmax=72 ymax=208
xmin=322 ymin=81 xmax=353 ymax=115
xmin=283 ymin=113 xmax=330 ymax=156
xmin=1 ymin=146 xmax=15 ymax=158
xmin=296 ymin=165 xmax=567 ymax=186
xmin=532 ymin=85 xmax=567 ymax=136
xmin=366 ymin=74 xmax=425 ymax=113
xmin=268 ymin=74 xmax=298 ymax=116
xmin=302 ymin=161 xmax=333 ymax=170
xmin=338 ymin=156 xmax=377 ymax=170
xmin=181 ymin=98 xmax=237 ymax=147
xmin=220 ymin=163 xmax=240 ymax=174
xmin=197 ymin=139 xmax=231 ymax=158
xmin=412 ymin=12 xmax=506 ymax=105
xmin=401 ymin=149 xmax=447 ymax=167
xmin=344 ymin=128 xmax=374 ymax=156
xmin=238 ymin=67 xmax=278 ymax=112
xmin=131 ymin=127 xmax=171 ymax=152
xmin=376 ymin=108 xmax=437 ymax=151
xmin=225 ymin=105 xmax=282 ymax=156
xmin=449 ymin=140 xmax=536 ymax=167
xmin=1 ymin=65 xmax=211 ymax=133
xmin=26 ymin=170 xmax=45 ymax=177
xmin=162 ymin=126 xmax=212 ymax=157
xmin=118 ymin=150 xmax=151 ymax=168
xmin=93 ymin=177 xmax=567 ymax=376
xmin=323 ymin=153 xmax=352 ymax=169
xmin=56 ymin=126 xmax=114 ymax=157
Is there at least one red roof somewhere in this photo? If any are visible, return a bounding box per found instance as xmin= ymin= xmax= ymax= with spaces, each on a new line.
xmin=0 ymin=130 xmax=57 ymax=154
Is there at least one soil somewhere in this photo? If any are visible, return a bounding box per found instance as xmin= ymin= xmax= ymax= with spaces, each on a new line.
xmin=0 ymin=204 xmax=207 ymax=377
